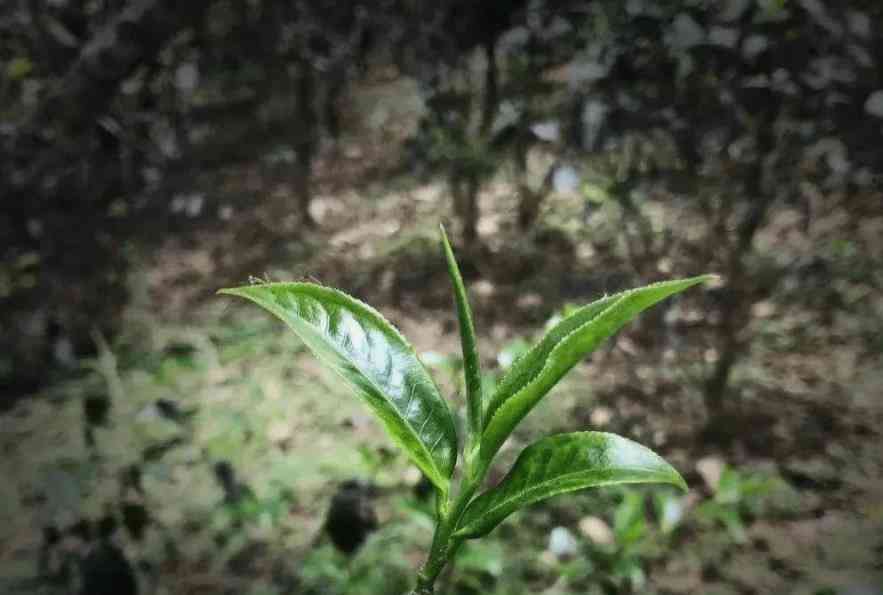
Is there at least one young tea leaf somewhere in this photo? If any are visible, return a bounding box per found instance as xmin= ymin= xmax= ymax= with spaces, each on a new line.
xmin=219 ymin=283 xmax=458 ymax=494
xmin=454 ymin=432 xmax=686 ymax=539
xmin=479 ymin=276 xmax=712 ymax=474
xmin=439 ymin=225 xmax=483 ymax=456
xmin=485 ymin=295 xmax=619 ymax=428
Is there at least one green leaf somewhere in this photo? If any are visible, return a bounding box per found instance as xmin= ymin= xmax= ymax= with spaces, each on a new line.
xmin=219 ymin=283 xmax=458 ymax=493
xmin=454 ymin=432 xmax=686 ymax=539
xmin=480 ymin=276 xmax=712 ymax=473
xmin=439 ymin=225 xmax=483 ymax=454
xmin=484 ymin=297 xmax=617 ymax=429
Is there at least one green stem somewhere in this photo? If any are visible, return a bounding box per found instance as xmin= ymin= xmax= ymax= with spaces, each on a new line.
xmin=414 ymin=480 xmax=479 ymax=593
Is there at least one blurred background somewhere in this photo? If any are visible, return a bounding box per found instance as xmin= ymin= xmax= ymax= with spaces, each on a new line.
xmin=1 ymin=1 xmax=882 ymax=594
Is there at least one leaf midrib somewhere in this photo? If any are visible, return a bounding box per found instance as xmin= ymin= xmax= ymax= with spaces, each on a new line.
xmin=484 ymin=296 xmax=615 ymax=426
xmin=482 ymin=295 xmax=626 ymax=444
xmin=293 ymin=292 xmax=448 ymax=472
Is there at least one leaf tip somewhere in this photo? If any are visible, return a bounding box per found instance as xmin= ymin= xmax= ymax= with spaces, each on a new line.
xmin=673 ymin=471 xmax=689 ymax=493
xmin=698 ymin=273 xmax=723 ymax=286
xmin=439 ymin=223 xmax=453 ymax=249
xmin=217 ymin=286 xmax=245 ymax=298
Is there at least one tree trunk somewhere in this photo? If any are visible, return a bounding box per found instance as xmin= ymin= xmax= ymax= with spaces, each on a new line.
xmin=451 ymin=173 xmax=478 ymax=246
xmin=703 ymin=178 xmax=774 ymax=414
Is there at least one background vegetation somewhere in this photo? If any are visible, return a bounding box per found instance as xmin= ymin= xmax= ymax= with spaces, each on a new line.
xmin=1 ymin=1 xmax=881 ymax=593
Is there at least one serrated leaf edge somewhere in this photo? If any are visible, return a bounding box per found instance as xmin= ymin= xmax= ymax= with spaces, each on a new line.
xmin=439 ymin=224 xmax=483 ymax=453
xmin=483 ymin=294 xmax=617 ymax=428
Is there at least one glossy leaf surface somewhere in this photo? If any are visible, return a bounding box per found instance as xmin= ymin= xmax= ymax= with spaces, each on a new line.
xmin=480 ymin=276 xmax=712 ymax=472
xmin=440 ymin=225 xmax=483 ymax=451
xmin=219 ymin=283 xmax=458 ymax=493
xmin=455 ymin=432 xmax=686 ymax=538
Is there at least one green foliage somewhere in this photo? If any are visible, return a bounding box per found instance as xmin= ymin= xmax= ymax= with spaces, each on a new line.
xmin=696 ymin=466 xmax=782 ymax=543
xmin=218 ymin=283 xmax=458 ymax=495
xmin=440 ymin=225 xmax=483 ymax=460
xmin=596 ymin=490 xmax=652 ymax=591
xmin=479 ymin=276 xmax=712 ymax=478
xmin=219 ymin=480 xmax=295 ymax=528
xmin=496 ymin=337 xmax=531 ymax=370
xmin=220 ymin=227 xmax=711 ymax=593
xmin=455 ymin=433 xmax=685 ymax=539
xmin=300 ymin=527 xmax=419 ymax=595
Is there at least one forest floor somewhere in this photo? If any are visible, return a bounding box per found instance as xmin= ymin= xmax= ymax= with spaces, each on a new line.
xmin=1 ymin=129 xmax=882 ymax=595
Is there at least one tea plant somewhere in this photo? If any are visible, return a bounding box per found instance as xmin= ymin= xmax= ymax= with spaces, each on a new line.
xmin=219 ymin=226 xmax=712 ymax=594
